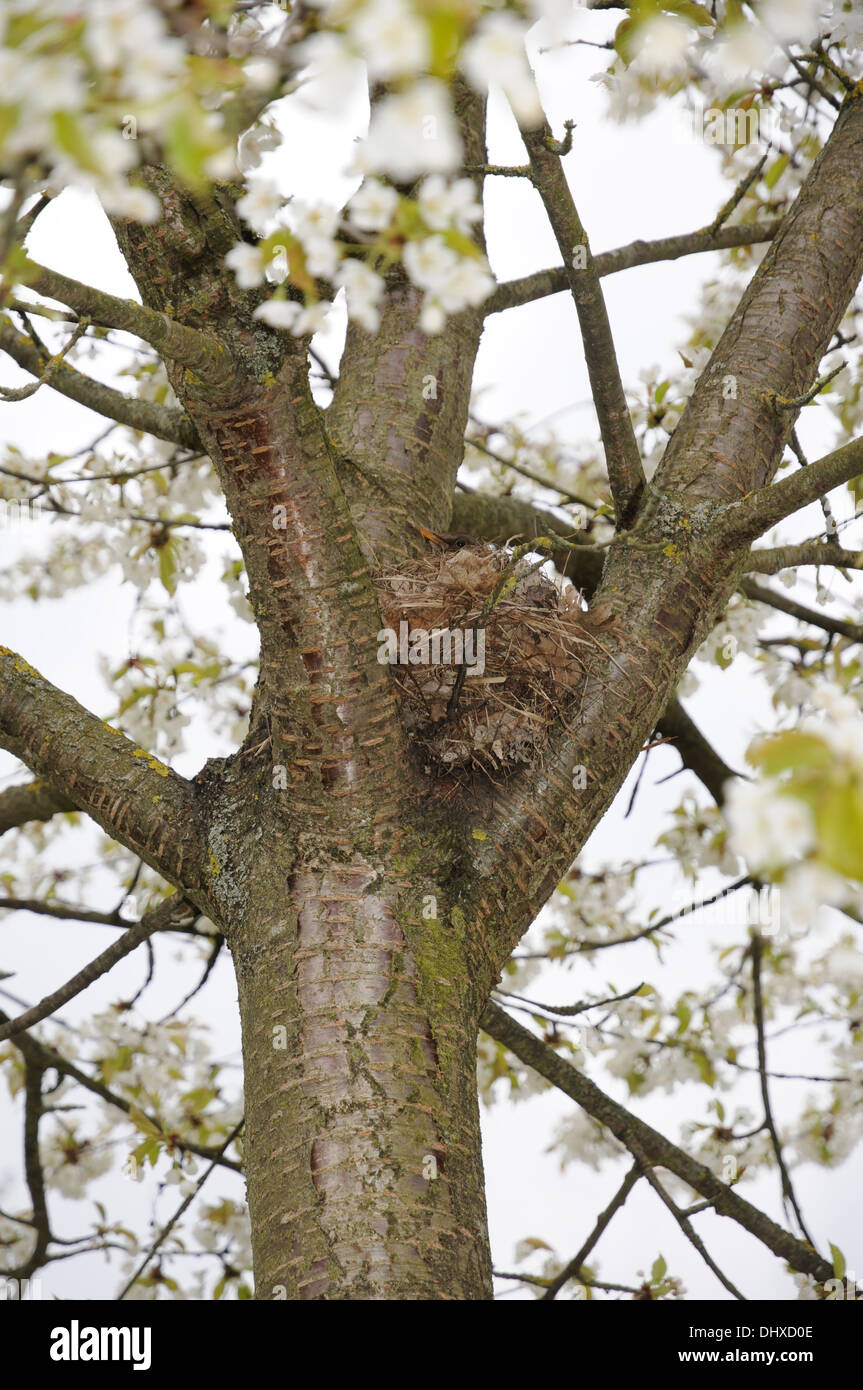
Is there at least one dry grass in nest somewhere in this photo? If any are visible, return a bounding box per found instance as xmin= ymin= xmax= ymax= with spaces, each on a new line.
xmin=373 ymin=542 xmax=604 ymax=776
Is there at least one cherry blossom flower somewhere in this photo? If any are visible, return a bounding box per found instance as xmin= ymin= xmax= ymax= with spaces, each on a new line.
xmin=350 ymin=0 xmax=430 ymax=80
xmin=418 ymin=176 xmax=483 ymax=233
xmin=347 ymin=178 xmax=399 ymax=232
xmin=357 ymin=79 xmax=462 ymax=180
xmin=335 ymin=259 xmax=385 ymax=331
xmin=461 ymin=13 xmax=543 ymax=126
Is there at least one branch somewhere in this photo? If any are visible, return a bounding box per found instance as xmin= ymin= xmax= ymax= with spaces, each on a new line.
xmin=0 ymin=895 xmax=211 ymax=933
xmin=656 ymin=699 xmax=740 ymax=805
xmin=480 ymin=1001 xmax=833 ymax=1282
xmin=16 ymin=1057 xmax=50 ymax=1279
xmin=0 ymin=318 xmax=88 ymax=401
xmin=327 ymin=80 xmax=489 ymax=563
xmin=727 ymin=434 xmax=863 ymax=539
xmin=450 ymin=490 xmax=606 ymax=592
xmin=465 ymin=428 xmax=598 ymax=508
xmin=116 ymin=1118 xmax=244 ymax=1300
xmin=742 ymin=577 xmax=863 ymax=643
xmin=747 ymin=541 xmax=863 ymax=574
xmin=14 ymin=192 xmax=53 ymax=243
xmin=750 ymin=934 xmax=817 ymax=1250
xmin=523 ymin=124 xmax=645 ymax=524
xmin=0 ymin=647 xmax=209 ymax=895
xmin=12 ymin=257 xmax=232 ymax=385
xmin=0 ymin=317 xmax=201 ymax=449
xmin=541 ymin=1160 xmax=641 ymax=1300
xmin=656 ymin=92 xmax=863 ymax=507
xmin=0 ymin=779 xmax=77 ymax=837
xmin=639 ymin=1164 xmax=747 ymax=1300
xmin=0 ymin=897 xmax=125 ymax=927
xmin=0 ymin=1012 xmax=242 ymax=1173
xmin=0 ymin=893 xmax=197 ymax=1043
xmin=458 ymin=94 xmax=863 ymax=978
xmin=705 ymin=153 xmax=769 ymax=237
xmin=485 ymin=221 xmax=784 ymax=317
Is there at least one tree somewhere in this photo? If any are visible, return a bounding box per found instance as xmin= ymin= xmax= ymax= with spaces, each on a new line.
xmin=1 ymin=0 xmax=862 ymax=1303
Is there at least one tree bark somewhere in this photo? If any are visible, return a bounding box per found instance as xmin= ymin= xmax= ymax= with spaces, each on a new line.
xmin=236 ymin=862 xmax=492 ymax=1299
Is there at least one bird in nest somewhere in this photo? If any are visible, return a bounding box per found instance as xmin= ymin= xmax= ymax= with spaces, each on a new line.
xmin=408 ymin=521 xmax=479 ymax=550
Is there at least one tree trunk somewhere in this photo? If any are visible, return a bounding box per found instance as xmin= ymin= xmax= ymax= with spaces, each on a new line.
xmin=235 ymin=861 xmax=491 ymax=1299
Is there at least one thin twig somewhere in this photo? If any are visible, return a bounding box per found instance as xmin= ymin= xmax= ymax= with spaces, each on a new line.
xmin=706 ymin=153 xmax=768 ymax=236
xmin=640 ymin=1164 xmax=747 ymax=1300
xmin=0 ymin=894 xmax=198 ymax=1043
xmin=116 ymin=1118 xmax=245 ymax=1301
xmin=0 ymin=319 xmax=89 ymax=401
xmin=541 ymin=1161 xmax=642 ymax=1300
xmin=750 ymin=932 xmax=818 ymax=1249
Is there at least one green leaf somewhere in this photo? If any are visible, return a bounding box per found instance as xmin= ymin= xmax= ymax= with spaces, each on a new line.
xmin=131 ymin=1137 xmax=162 ymax=1169
xmin=830 ymin=1242 xmax=846 ymax=1281
xmin=171 ymin=660 xmax=222 ymax=683
xmin=116 ymin=686 xmax=156 ymax=716
xmin=426 ymin=6 xmax=464 ymax=78
xmin=51 ymin=111 xmax=97 ymax=171
xmin=692 ymin=1049 xmax=717 ymax=1087
xmin=159 ymin=539 xmax=179 ymax=597
xmin=747 ymin=730 xmax=832 ymax=776
xmin=666 ymin=1 xmax=715 ymax=26
xmin=519 ymin=1236 xmax=554 ymax=1254
xmin=816 ymin=781 xmax=863 ymax=879
xmin=613 ymin=17 xmax=639 ymax=65
xmin=101 ymin=1045 xmax=133 ymax=1083
xmin=764 ymin=152 xmax=790 ymax=190
xmin=651 ymin=1254 xmax=667 ymax=1283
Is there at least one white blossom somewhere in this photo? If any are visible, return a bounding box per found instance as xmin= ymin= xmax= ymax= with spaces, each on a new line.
xmin=357 ymin=80 xmax=462 ymax=180
xmin=461 ymin=14 xmax=543 ymax=126
xmin=236 ymin=180 xmax=285 ymax=234
xmin=347 ymin=178 xmax=399 ymax=232
xmin=236 ymin=121 xmax=283 ymax=175
xmin=350 ymin=0 xmax=430 ymax=80
xmin=418 ymin=176 xmax=483 ymax=233
xmin=634 ymin=15 xmax=693 ymax=77
xmin=759 ymin=0 xmax=822 ymax=44
xmin=252 ymin=299 xmax=301 ymax=330
xmin=403 ymin=235 xmax=460 ymax=291
xmin=335 ymin=259 xmax=385 ymax=331
xmin=829 ymin=2 xmax=863 ymax=51
xmin=98 ymin=184 xmax=161 ymax=224
xmin=294 ymin=31 xmax=362 ymax=111
xmin=226 ymin=243 xmax=267 ymax=289
xmin=725 ymin=778 xmax=817 ymax=873
xmin=253 ymin=299 xmax=333 ymax=337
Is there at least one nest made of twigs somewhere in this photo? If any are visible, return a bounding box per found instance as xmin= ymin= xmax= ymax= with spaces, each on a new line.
xmin=373 ymin=543 xmax=602 ymax=775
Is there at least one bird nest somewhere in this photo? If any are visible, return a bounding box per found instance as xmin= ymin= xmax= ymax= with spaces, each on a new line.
xmin=373 ymin=543 xmax=602 ymax=775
